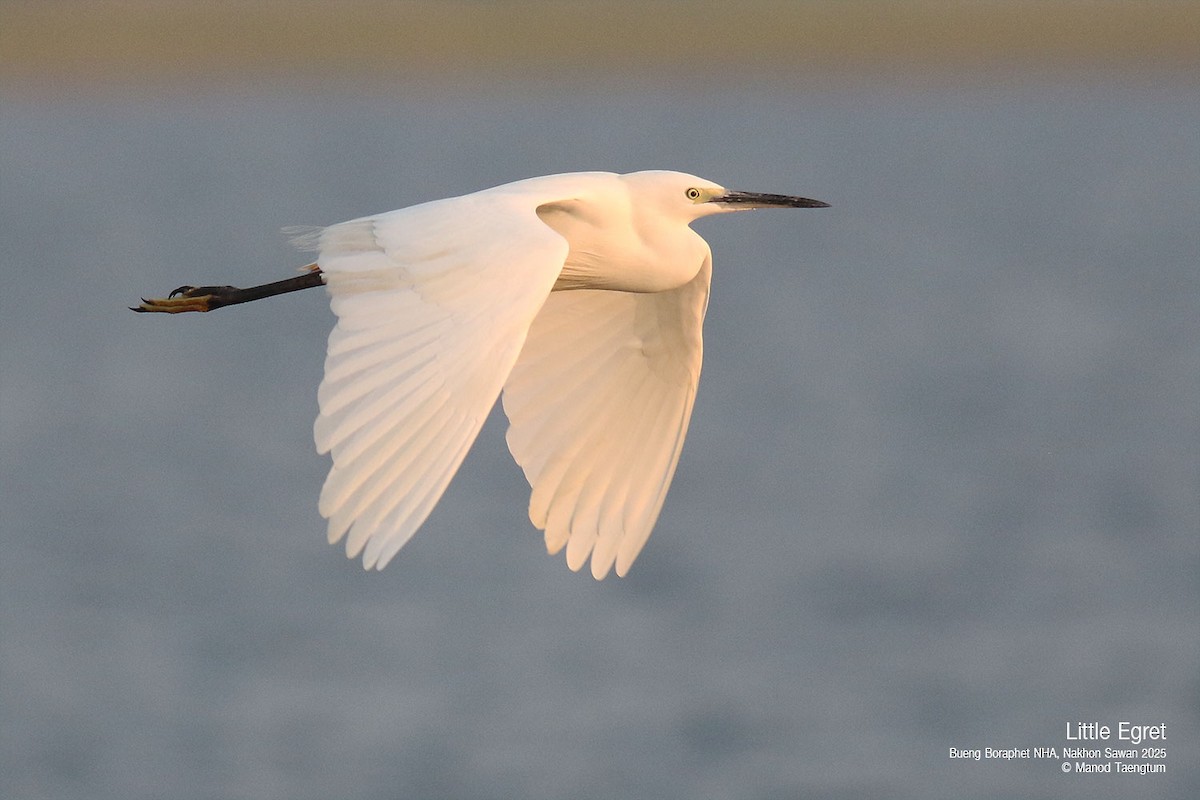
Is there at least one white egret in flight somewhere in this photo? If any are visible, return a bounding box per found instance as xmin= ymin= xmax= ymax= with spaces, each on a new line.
xmin=135 ymin=171 xmax=828 ymax=579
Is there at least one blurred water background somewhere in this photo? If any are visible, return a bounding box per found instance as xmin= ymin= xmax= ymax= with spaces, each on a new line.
xmin=2 ymin=2 xmax=1198 ymax=798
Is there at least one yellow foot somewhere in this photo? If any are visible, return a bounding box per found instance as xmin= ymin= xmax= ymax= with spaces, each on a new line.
xmin=132 ymin=285 xmax=222 ymax=313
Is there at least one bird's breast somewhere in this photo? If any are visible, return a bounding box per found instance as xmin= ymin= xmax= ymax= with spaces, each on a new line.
xmin=539 ymin=203 xmax=707 ymax=293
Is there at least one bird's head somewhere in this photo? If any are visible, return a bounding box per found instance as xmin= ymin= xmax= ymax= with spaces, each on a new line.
xmin=620 ymin=170 xmax=829 ymax=225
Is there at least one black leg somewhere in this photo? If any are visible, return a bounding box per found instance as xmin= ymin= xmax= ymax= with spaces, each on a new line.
xmin=133 ymin=267 xmax=325 ymax=313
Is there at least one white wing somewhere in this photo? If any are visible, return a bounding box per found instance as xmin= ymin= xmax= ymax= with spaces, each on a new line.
xmin=312 ymin=195 xmax=569 ymax=569
xmin=502 ymin=256 xmax=711 ymax=579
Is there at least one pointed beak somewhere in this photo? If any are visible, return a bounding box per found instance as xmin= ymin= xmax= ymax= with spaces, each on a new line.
xmin=710 ymin=191 xmax=830 ymax=209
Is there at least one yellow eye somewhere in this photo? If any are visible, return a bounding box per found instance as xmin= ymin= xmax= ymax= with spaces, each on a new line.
xmin=685 ymin=187 xmax=703 ymax=201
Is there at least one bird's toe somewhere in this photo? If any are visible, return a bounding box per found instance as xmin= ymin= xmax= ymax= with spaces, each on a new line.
xmin=133 ymin=292 xmax=215 ymax=313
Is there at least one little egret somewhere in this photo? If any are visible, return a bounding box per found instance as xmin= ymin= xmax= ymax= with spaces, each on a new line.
xmin=135 ymin=171 xmax=828 ymax=579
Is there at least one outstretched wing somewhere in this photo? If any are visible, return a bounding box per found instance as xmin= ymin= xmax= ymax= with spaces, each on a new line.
xmin=502 ymin=256 xmax=711 ymax=579
xmin=312 ymin=195 xmax=569 ymax=569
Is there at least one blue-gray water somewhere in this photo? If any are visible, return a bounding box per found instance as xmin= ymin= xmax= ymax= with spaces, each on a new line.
xmin=2 ymin=80 xmax=1197 ymax=799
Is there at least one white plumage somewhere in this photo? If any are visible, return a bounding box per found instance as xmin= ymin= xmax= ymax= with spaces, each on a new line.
xmin=301 ymin=171 xmax=825 ymax=578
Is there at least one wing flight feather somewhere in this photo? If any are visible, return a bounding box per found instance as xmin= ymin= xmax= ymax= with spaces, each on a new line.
xmin=312 ymin=197 xmax=569 ymax=569
xmin=503 ymin=256 xmax=711 ymax=578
